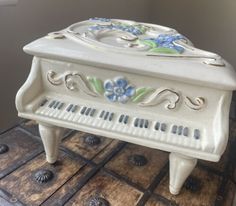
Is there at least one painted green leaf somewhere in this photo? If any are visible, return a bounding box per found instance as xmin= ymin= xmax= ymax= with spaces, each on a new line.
xmin=150 ymin=47 xmax=179 ymax=54
xmin=87 ymin=77 xmax=104 ymax=95
xmin=132 ymin=87 xmax=154 ymax=103
xmin=138 ymin=40 xmax=157 ymax=48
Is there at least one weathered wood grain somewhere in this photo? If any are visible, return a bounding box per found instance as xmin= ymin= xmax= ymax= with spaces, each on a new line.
xmin=145 ymin=196 xmax=168 ymax=206
xmin=105 ymin=144 xmax=169 ymax=189
xmin=65 ymin=171 xmax=143 ymax=206
xmin=92 ymin=140 xmax=123 ymax=164
xmin=42 ymin=165 xmax=93 ymax=206
xmin=0 ymin=151 xmax=85 ymax=206
xmin=62 ymin=132 xmax=113 ymax=160
xmin=154 ymin=166 xmax=222 ymax=206
xmin=0 ymin=127 xmax=43 ymax=178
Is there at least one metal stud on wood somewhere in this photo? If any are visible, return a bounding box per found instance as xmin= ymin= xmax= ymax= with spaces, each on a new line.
xmin=34 ymin=169 xmax=54 ymax=184
xmin=0 ymin=144 xmax=9 ymax=154
xmin=86 ymin=196 xmax=110 ymax=206
xmin=128 ymin=154 xmax=148 ymax=166
xmin=84 ymin=135 xmax=101 ymax=146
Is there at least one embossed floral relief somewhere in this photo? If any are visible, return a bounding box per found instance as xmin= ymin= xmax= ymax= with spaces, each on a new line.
xmin=47 ymin=70 xmax=206 ymax=111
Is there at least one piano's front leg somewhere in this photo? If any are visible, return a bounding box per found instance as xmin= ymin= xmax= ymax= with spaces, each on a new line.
xmin=169 ymin=153 xmax=197 ymax=195
xmin=38 ymin=123 xmax=64 ymax=164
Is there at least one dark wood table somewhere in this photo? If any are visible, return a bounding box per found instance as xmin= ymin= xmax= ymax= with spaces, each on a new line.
xmin=0 ymin=120 xmax=235 ymax=206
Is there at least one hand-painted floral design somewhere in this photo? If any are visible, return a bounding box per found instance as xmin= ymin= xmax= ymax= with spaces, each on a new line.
xmin=144 ymin=34 xmax=187 ymax=53
xmin=89 ymin=22 xmax=146 ymax=36
xmin=104 ymin=77 xmax=136 ymax=103
xmin=89 ymin=17 xmax=111 ymax=22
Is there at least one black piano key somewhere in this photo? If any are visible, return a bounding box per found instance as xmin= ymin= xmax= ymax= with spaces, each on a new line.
xmin=40 ymin=99 xmax=48 ymax=107
xmin=178 ymin=126 xmax=183 ymax=135
xmin=155 ymin=122 xmax=160 ymax=130
xmin=57 ymin=102 xmax=64 ymax=110
xmin=183 ymin=127 xmax=189 ymax=136
xmin=134 ymin=118 xmax=139 ymax=127
xmin=161 ymin=123 xmax=167 ymax=132
xmin=194 ymin=129 xmax=200 ymax=139
xmin=85 ymin=108 xmax=91 ymax=116
xmin=104 ymin=112 xmax=109 ymax=120
xmin=49 ymin=100 xmax=56 ymax=108
xmin=119 ymin=114 xmax=124 ymax=123
xmin=66 ymin=104 xmax=73 ymax=112
xmin=80 ymin=107 xmax=87 ymax=115
xmin=71 ymin=105 xmax=78 ymax=113
xmin=90 ymin=109 xmax=96 ymax=117
xmin=144 ymin=120 xmax=149 ymax=128
xmin=172 ymin=125 xmax=177 ymax=134
xmin=139 ymin=119 xmax=144 ymax=128
xmin=99 ymin=110 xmax=105 ymax=118
xmin=109 ymin=113 xmax=114 ymax=121
xmin=53 ymin=101 xmax=60 ymax=109
xmin=124 ymin=115 xmax=129 ymax=124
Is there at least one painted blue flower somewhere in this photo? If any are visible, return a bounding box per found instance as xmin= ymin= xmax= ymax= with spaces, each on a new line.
xmin=89 ymin=17 xmax=111 ymax=22
xmin=146 ymin=34 xmax=187 ymax=53
xmin=104 ymin=77 xmax=135 ymax=103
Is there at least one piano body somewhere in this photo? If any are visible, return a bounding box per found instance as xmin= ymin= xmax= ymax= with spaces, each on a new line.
xmin=15 ymin=18 xmax=236 ymax=195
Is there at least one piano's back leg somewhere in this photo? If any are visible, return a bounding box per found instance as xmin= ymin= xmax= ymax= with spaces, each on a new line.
xmin=169 ymin=152 xmax=197 ymax=195
xmin=38 ymin=123 xmax=64 ymax=164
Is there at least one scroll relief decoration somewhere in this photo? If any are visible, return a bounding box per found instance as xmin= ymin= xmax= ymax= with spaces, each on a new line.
xmin=47 ymin=70 xmax=206 ymax=111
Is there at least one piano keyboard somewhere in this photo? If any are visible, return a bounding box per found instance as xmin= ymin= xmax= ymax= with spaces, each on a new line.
xmin=35 ymin=98 xmax=202 ymax=150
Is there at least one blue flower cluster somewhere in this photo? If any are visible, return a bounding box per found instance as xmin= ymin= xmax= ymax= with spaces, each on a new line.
xmin=89 ymin=17 xmax=111 ymax=22
xmin=104 ymin=77 xmax=135 ymax=104
xmin=147 ymin=34 xmax=187 ymax=53
xmin=89 ymin=24 xmax=144 ymax=36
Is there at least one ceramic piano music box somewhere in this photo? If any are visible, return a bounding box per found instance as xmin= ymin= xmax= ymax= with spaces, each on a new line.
xmin=15 ymin=18 xmax=236 ymax=195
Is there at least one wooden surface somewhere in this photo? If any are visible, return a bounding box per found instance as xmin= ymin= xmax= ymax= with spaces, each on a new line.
xmin=0 ymin=120 xmax=235 ymax=206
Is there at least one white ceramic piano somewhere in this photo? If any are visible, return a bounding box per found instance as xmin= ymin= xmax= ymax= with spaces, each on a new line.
xmin=15 ymin=18 xmax=236 ymax=195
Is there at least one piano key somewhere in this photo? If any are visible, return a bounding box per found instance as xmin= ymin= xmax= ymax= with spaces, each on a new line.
xmin=109 ymin=113 xmax=114 ymax=121
xmin=85 ymin=108 xmax=91 ymax=116
xmin=119 ymin=114 xmax=124 ymax=123
xmin=183 ymin=127 xmax=189 ymax=137
xmin=161 ymin=123 xmax=167 ymax=132
xmin=57 ymin=102 xmax=64 ymax=110
xmin=178 ymin=126 xmax=183 ymax=135
xmin=40 ymin=99 xmax=48 ymax=107
xmin=36 ymin=99 xmax=48 ymax=114
xmin=80 ymin=106 xmax=87 ymax=115
xmin=99 ymin=110 xmax=105 ymax=118
xmin=155 ymin=122 xmax=160 ymax=130
xmin=104 ymin=112 xmax=109 ymax=120
xmin=66 ymin=104 xmax=73 ymax=112
xmin=90 ymin=109 xmax=96 ymax=117
xmin=53 ymin=101 xmax=60 ymax=109
xmin=44 ymin=100 xmax=56 ymax=115
xmin=124 ymin=115 xmax=129 ymax=124
xmin=171 ymin=125 xmax=177 ymax=134
xmin=139 ymin=119 xmax=144 ymax=128
xmin=194 ymin=129 xmax=200 ymax=139
xmin=71 ymin=105 xmax=78 ymax=113
xmin=144 ymin=120 xmax=149 ymax=128
xmin=134 ymin=118 xmax=139 ymax=127
xmin=49 ymin=100 xmax=56 ymax=108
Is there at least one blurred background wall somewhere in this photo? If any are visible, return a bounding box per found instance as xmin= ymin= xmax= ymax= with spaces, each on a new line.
xmin=0 ymin=0 xmax=235 ymax=131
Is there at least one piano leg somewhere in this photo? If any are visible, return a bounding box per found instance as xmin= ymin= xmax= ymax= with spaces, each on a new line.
xmin=38 ymin=123 xmax=64 ymax=164
xmin=169 ymin=152 xmax=197 ymax=195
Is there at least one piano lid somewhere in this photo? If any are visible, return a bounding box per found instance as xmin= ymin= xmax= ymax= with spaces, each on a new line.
xmin=23 ymin=18 xmax=236 ymax=90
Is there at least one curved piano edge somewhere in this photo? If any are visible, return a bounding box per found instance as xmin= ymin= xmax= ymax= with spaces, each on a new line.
xmin=18 ymin=112 xmax=222 ymax=162
xmin=15 ymin=57 xmax=43 ymax=113
xmin=213 ymin=91 xmax=232 ymax=156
